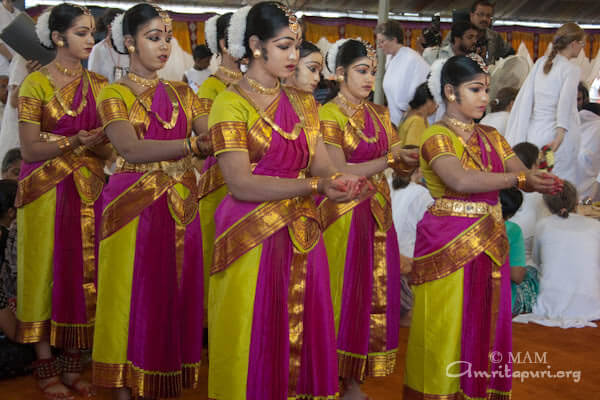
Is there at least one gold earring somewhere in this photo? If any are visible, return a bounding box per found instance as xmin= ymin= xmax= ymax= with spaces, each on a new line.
xmin=448 ymin=94 xmax=456 ymax=102
xmin=253 ymin=49 xmax=261 ymax=58
xmin=336 ymin=75 xmax=344 ymax=83
xmin=57 ymin=40 xmax=64 ymax=48
xmin=128 ymin=46 xmax=135 ymax=54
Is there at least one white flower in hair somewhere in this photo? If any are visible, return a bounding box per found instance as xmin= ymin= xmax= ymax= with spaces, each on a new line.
xmin=227 ymin=6 xmax=251 ymax=60
xmin=326 ymin=38 xmax=349 ymax=74
xmin=111 ymin=13 xmax=126 ymax=54
xmin=205 ymin=14 xmax=219 ymax=55
xmin=35 ymin=7 xmax=53 ymax=49
xmin=428 ymin=57 xmax=448 ymax=105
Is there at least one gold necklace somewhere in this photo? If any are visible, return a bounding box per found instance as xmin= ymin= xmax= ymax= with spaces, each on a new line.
xmin=217 ymin=65 xmax=242 ymax=83
xmin=245 ymin=76 xmax=280 ymax=96
xmin=54 ymin=61 xmax=82 ymax=77
xmin=337 ymin=91 xmax=363 ymax=114
xmin=44 ymin=67 xmax=89 ymax=118
xmin=445 ymin=115 xmax=475 ymax=132
xmin=127 ymin=71 xmax=159 ymax=88
xmin=235 ymin=85 xmax=303 ymax=141
xmin=137 ymin=81 xmax=180 ymax=130
xmin=334 ymin=95 xmax=379 ymax=144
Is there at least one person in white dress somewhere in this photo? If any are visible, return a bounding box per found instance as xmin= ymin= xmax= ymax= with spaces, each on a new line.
xmin=480 ymin=86 xmax=518 ymax=136
xmin=514 ymin=181 xmax=600 ymax=328
xmin=506 ymin=23 xmax=586 ymax=182
xmin=509 ymin=142 xmax=550 ymax=266
xmin=576 ymin=103 xmax=600 ymax=200
xmin=88 ymin=9 xmax=129 ymax=82
xmin=376 ymin=20 xmax=430 ymax=126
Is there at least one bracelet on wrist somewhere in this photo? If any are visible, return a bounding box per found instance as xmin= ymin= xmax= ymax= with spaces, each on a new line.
xmin=329 ymin=172 xmax=342 ymax=181
xmin=516 ymin=171 xmax=527 ymax=190
xmin=57 ymin=136 xmax=72 ymax=153
xmin=386 ymin=152 xmax=395 ymax=168
xmin=309 ymin=177 xmax=320 ymax=195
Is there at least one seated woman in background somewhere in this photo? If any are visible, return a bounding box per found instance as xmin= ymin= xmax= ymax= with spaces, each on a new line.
xmin=480 ymin=86 xmax=518 ymax=136
xmin=500 ymin=187 xmax=539 ymax=316
xmin=397 ymin=82 xmax=437 ymax=146
xmin=509 ymin=142 xmax=550 ymax=266
xmin=514 ymin=181 xmax=600 ymax=328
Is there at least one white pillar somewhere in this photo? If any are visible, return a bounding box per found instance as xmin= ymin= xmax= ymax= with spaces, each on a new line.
xmin=374 ymin=0 xmax=389 ymax=105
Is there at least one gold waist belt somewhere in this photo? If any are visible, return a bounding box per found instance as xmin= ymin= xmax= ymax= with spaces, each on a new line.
xmin=115 ymin=155 xmax=194 ymax=178
xmin=430 ymin=198 xmax=502 ymax=222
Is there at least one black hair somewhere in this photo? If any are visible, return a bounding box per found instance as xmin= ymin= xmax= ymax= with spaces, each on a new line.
xmin=471 ymin=0 xmax=495 ymax=13
xmin=216 ymin=12 xmax=233 ymax=53
xmin=543 ymin=180 xmax=577 ymax=219
xmin=193 ymin=44 xmax=212 ymax=60
xmin=490 ymin=87 xmax=518 ymax=113
xmin=409 ymin=82 xmax=434 ymax=109
xmin=324 ymin=39 xmax=369 ymax=103
xmin=440 ymin=55 xmax=487 ymax=102
xmin=0 ymin=179 xmax=17 ymax=218
xmin=1 ymin=148 xmax=21 ymax=174
xmin=578 ymin=81 xmax=589 ymax=109
xmin=450 ymin=21 xmax=478 ymax=43
xmin=244 ymin=2 xmax=291 ymax=60
xmin=299 ymin=41 xmax=320 ymax=59
xmin=512 ymin=142 xmax=539 ymax=169
xmin=97 ymin=8 xmax=123 ymax=35
xmin=375 ymin=20 xmax=404 ymax=45
xmin=582 ymin=102 xmax=600 ymax=116
xmin=500 ymin=187 xmax=523 ymax=220
xmin=45 ymin=3 xmax=88 ymax=49
xmin=115 ymin=3 xmax=161 ymax=54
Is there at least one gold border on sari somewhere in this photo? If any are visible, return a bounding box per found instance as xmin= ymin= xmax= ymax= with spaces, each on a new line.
xmin=212 ymin=196 xmax=320 ymax=274
xmin=211 ymin=121 xmax=249 ymax=155
xmin=92 ymin=361 xmax=202 ymax=398
xmin=99 ymin=97 xmax=129 ymax=127
xmin=17 ymin=96 xmax=42 ymax=124
xmin=197 ymin=163 xmax=226 ymax=199
xmin=197 ymin=98 xmax=213 ymax=116
xmin=287 ymin=248 xmax=308 ymax=397
xmin=50 ymin=321 xmax=94 ymax=349
xmin=15 ymin=320 xmax=50 ymax=343
xmin=410 ymin=215 xmax=507 ymax=285
xmin=321 ymin=120 xmax=343 ymax=147
xmin=421 ymin=134 xmax=456 ymax=165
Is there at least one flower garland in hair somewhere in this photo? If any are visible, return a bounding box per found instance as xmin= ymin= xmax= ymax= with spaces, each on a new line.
xmin=35 ymin=7 xmax=53 ymax=49
xmin=205 ymin=14 xmax=219 ymax=55
xmin=326 ymin=38 xmax=349 ymax=73
xmin=111 ymin=13 xmax=126 ymax=54
xmin=427 ymin=57 xmax=448 ymax=105
xmin=227 ymin=6 xmax=251 ymax=60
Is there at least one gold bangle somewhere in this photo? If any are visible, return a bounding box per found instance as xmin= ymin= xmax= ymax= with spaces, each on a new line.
xmin=190 ymin=136 xmax=201 ymax=156
xmin=57 ymin=137 xmax=72 ymax=153
xmin=516 ymin=172 xmax=527 ymax=190
xmin=309 ymin=177 xmax=320 ymax=195
xmin=183 ymin=138 xmax=191 ymax=156
xmin=386 ymin=152 xmax=395 ymax=168
xmin=330 ymin=172 xmax=342 ymax=181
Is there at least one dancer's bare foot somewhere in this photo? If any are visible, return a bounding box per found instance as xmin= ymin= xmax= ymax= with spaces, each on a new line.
xmin=62 ymin=372 xmax=96 ymax=397
xmin=341 ymin=379 xmax=370 ymax=400
xmin=38 ymin=376 xmax=74 ymax=400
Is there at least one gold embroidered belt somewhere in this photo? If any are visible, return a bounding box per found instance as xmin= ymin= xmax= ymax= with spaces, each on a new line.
xmin=115 ymin=155 xmax=194 ymax=179
xmin=429 ymin=198 xmax=502 ymax=223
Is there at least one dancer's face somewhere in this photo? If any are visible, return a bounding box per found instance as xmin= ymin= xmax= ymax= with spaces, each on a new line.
xmin=253 ymin=26 xmax=302 ymax=79
xmin=130 ymin=17 xmax=173 ymax=72
xmin=340 ymin=56 xmax=376 ymax=101
xmin=446 ymin=73 xmax=490 ymax=120
xmin=56 ymin=14 xmax=95 ymax=61
xmin=288 ymin=51 xmax=322 ymax=92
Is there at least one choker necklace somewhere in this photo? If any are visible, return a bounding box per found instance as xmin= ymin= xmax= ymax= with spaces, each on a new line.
xmin=245 ymin=76 xmax=280 ymax=95
xmin=217 ymin=65 xmax=242 ymax=82
xmin=127 ymin=72 xmax=160 ymax=88
xmin=445 ymin=115 xmax=475 ymax=132
xmin=336 ymin=91 xmax=363 ymax=114
xmin=54 ymin=61 xmax=83 ymax=77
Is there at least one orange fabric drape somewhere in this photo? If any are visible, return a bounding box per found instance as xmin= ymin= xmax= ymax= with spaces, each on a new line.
xmin=511 ymin=32 xmax=534 ymax=59
xmin=172 ymin=21 xmax=192 ymax=54
xmin=344 ymin=24 xmax=374 ymax=45
xmin=591 ymin=34 xmax=600 ymax=60
xmin=195 ymin=21 xmax=206 ymax=45
xmin=410 ymin=29 xmax=423 ymax=50
xmin=538 ymin=33 xmax=554 ymax=58
xmin=304 ymin=21 xmax=340 ymax=45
